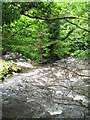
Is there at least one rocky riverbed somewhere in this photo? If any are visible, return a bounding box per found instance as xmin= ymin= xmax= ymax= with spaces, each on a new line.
xmin=0 ymin=57 xmax=90 ymax=119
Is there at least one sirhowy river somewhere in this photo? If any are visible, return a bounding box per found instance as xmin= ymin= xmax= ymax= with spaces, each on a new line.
xmin=0 ymin=57 xmax=90 ymax=119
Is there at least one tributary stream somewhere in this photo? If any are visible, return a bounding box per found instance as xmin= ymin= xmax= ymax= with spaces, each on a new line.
xmin=0 ymin=57 xmax=90 ymax=119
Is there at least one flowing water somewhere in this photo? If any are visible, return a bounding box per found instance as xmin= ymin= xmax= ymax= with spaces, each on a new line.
xmin=0 ymin=57 xmax=90 ymax=119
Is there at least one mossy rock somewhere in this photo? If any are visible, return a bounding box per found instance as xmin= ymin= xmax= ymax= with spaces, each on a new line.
xmin=0 ymin=60 xmax=22 ymax=81
xmin=83 ymin=78 xmax=89 ymax=85
xmin=8 ymin=65 xmax=22 ymax=73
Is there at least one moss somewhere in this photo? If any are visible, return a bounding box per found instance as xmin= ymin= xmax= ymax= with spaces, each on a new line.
xmin=83 ymin=78 xmax=89 ymax=85
xmin=0 ymin=60 xmax=22 ymax=82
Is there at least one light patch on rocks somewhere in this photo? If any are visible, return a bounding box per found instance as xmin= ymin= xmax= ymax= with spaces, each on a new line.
xmin=73 ymin=95 xmax=85 ymax=101
xmin=48 ymin=109 xmax=62 ymax=115
xmin=14 ymin=62 xmax=34 ymax=68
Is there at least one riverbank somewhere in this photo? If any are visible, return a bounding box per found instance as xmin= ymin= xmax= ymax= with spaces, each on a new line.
xmin=0 ymin=58 xmax=38 ymax=82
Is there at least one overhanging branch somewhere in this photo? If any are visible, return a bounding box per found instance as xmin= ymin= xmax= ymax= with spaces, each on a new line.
xmin=65 ymin=19 xmax=90 ymax=33
xmin=22 ymin=13 xmax=77 ymax=21
xmin=23 ymin=13 xmax=89 ymax=33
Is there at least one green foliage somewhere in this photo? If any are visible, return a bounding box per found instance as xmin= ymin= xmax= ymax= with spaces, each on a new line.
xmin=0 ymin=61 xmax=22 ymax=81
xmin=71 ymin=49 xmax=88 ymax=58
xmin=2 ymin=2 xmax=89 ymax=63
xmin=2 ymin=3 xmax=20 ymax=25
xmin=52 ymin=40 xmax=71 ymax=59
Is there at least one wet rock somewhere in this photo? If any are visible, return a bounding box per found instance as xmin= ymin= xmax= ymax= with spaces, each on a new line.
xmin=14 ymin=62 xmax=34 ymax=68
xmin=19 ymin=58 xmax=25 ymax=62
xmin=1 ymin=57 xmax=90 ymax=118
xmin=3 ymin=52 xmax=28 ymax=62
xmin=79 ymin=70 xmax=90 ymax=77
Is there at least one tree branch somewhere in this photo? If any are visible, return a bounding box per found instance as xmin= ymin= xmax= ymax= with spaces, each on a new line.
xmin=65 ymin=19 xmax=90 ymax=33
xmin=22 ymin=13 xmax=77 ymax=21
xmin=62 ymin=29 xmax=74 ymax=40
xmin=22 ymin=13 xmax=90 ymax=33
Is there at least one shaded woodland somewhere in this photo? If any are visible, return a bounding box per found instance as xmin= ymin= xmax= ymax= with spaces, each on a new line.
xmin=2 ymin=1 xmax=89 ymax=63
